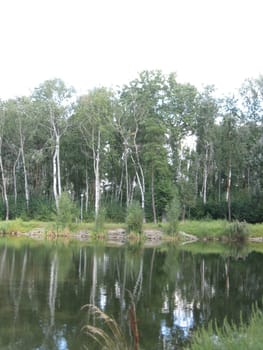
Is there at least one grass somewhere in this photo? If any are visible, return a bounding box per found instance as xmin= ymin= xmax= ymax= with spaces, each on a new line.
xmin=188 ymin=306 xmax=263 ymax=350
xmin=0 ymin=219 xmax=49 ymax=234
xmin=81 ymin=304 xmax=131 ymax=350
xmin=248 ymin=223 xmax=263 ymax=237
xmin=0 ymin=218 xmax=263 ymax=243
xmin=81 ymin=295 xmax=139 ymax=350
xmin=178 ymin=220 xmax=229 ymax=240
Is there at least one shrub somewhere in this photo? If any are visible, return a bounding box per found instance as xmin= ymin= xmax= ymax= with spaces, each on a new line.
xmin=56 ymin=192 xmax=77 ymax=230
xmin=224 ymin=220 xmax=249 ymax=242
xmin=105 ymin=201 xmax=126 ymax=222
xmin=126 ymin=202 xmax=143 ymax=234
xmin=166 ymin=196 xmax=181 ymax=236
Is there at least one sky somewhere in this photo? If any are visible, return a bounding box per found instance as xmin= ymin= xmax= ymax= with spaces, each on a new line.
xmin=0 ymin=0 xmax=262 ymax=99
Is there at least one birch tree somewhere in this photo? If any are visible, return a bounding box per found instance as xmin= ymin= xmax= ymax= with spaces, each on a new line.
xmin=32 ymin=79 xmax=74 ymax=211
xmin=76 ymin=87 xmax=113 ymax=218
xmin=118 ymin=81 xmax=147 ymax=216
xmin=5 ymin=97 xmax=33 ymax=211
xmin=195 ymin=86 xmax=217 ymax=204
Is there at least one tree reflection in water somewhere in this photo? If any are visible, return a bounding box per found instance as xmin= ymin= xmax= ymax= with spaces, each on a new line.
xmin=0 ymin=239 xmax=261 ymax=349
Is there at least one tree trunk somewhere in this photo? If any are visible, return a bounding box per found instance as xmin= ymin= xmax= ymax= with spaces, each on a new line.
xmin=151 ymin=167 xmax=157 ymax=224
xmin=13 ymin=150 xmax=21 ymax=212
xmin=21 ymin=146 xmax=29 ymax=211
xmin=93 ymin=129 xmax=101 ymax=218
xmin=56 ymin=135 xmax=61 ymax=197
xmin=53 ymin=147 xmax=59 ymax=211
xmin=226 ymin=165 xmax=232 ymax=221
xmin=203 ymin=145 xmax=209 ymax=205
xmin=85 ymin=168 xmax=89 ymax=213
xmin=52 ymin=133 xmax=61 ymax=211
xmin=19 ymin=119 xmax=30 ymax=210
xmin=132 ymin=123 xmax=145 ymax=221
xmin=124 ymin=144 xmax=130 ymax=208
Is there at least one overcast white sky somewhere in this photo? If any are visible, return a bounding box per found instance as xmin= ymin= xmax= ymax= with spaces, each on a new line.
xmin=0 ymin=0 xmax=262 ymax=99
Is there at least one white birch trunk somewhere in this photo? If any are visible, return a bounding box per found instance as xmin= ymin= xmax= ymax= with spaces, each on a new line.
xmin=13 ymin=150 xmax=21 ymax=210
xmin=124 ymin=144 xmax=130 ymax=207
xmin=21 ymin=146 xmax=29 ymax=210
xmin=18 ymin=119 xmax=30 ymax=210
xmin=226 ymin=166 xmax=232 ymax=202
xmin=203 ymin=144 xmax=208 ymax=205
xmin=53 ymin=147 xmax=59 ymax=211
xmin=131 ymin=124 xmax=145 ymax=220
xmin=226 ymin=165 xmax=232 ymax=221
xmin=56 ymin=134 xmax=61 ymax=197
xmin=93 ymin=129 xmax=101 ymax=218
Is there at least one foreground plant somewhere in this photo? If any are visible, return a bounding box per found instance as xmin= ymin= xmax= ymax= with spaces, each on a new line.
xmin=188 ymin=306 xmax=263 ymax=350
xmin=81 ymin=302 xmax=139 ymax=350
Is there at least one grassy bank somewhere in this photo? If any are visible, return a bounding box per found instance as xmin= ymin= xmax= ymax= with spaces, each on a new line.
xmin=178 ymin=220 xmax=263 ymax=241
xmin=0 ymin=218 xmax=262 ymax=242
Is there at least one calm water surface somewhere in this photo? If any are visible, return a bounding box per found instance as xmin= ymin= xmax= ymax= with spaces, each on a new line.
xmin=0 ymin=238 xmax=263 ymax=349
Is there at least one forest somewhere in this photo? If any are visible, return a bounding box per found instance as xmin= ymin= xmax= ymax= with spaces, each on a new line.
xmin=0 ymin=70 xmax=263 ymax=223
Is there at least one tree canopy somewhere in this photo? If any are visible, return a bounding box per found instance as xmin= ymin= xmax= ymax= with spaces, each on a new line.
xmin=0 ymin=72 xmax=262 ymax=223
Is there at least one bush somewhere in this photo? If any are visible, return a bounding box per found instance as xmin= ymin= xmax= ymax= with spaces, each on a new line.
xmin=166 ymin=196 xmax=181 ymax=235
xmin=56 ymin=192 xmax=77 ymax=230
xmin=224 ymin=220 xmax=250 ymax=242
xmin=126 ymin=202 xmax=143 ymax=234
xmin=105 ymin=201 xmax=126 ymax=222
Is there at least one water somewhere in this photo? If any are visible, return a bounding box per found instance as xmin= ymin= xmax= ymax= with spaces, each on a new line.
xmin=0 ymin=238 xmax=262 ymax=349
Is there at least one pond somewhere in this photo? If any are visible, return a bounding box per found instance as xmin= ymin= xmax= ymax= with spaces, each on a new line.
xmin=0 ymin=238 xmax=263 ymax=349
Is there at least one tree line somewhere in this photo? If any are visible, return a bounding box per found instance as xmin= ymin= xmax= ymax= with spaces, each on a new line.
xmin=0 ymin=70 xmax=263 ymax=222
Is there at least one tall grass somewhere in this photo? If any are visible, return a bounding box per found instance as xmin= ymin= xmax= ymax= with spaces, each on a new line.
xmin=179 ymin=220 xmax=251 ymax=242
xmin=188 ymin=306 xmax=263 ymax=350
xmin=82 ymin=304 xmax=135 ymax=350
xmin=178 ymin=220 xmax=228 ymax=240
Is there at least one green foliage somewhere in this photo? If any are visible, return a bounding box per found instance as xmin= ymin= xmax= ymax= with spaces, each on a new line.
xmin=224 ymin=220 xmax=250 ymax=242
xmin=189 ymin=307 xmax=263 ymax=350
xmin=166 ymin=194 xmax=181 ymax=235
xmin=105 ymin=201 xmax=126 ymax=222
xmin=2 ymin=72 xmax=263 ymax=225
xmin=126 ymin=202 xmax=143 ymax=234
xmin=56 ymin=192 xmax=77 ymax=230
